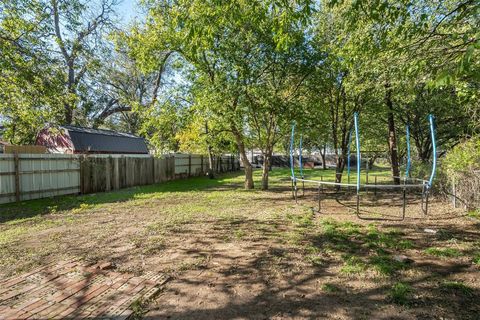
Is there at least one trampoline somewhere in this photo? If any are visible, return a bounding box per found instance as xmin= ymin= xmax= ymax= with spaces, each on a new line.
xmin=289 ymin=113 xmax=437 ymax=220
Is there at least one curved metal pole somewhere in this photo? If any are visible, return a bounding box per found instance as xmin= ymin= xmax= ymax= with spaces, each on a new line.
xmin=289 ymin=123 xmax=296 ymax=180
xmin=427 ymin=114 xmax=437 ymax=189
xmin=347 ymin=129 xmax=352 ymax=184
xmin=405 ymin=124 xmax=411 ymax=179
xmin=354 ymin=112 xmax=361 ymax=214
xmin=299 ymin=135 xmax=304 ymax=178
xmin=290 ymin=123 xmax=297 ymax=201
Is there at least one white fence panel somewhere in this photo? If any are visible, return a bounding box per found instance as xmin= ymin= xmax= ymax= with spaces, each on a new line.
xmin=18 ymin=154 xmax=81 ymax=202
xmin=174 ymin=153 xmax=190 ymax=175
xmin=0 ymin=155 xmax=15 ymax=204
xmin=190 ymin=155 xmax=203 ymax=175
xmin=0 ymin=154 xmax=81 ymax=204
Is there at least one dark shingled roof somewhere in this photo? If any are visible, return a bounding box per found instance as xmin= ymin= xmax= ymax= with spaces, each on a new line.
xmin=61 ymin=125 xmax=148 ymax=154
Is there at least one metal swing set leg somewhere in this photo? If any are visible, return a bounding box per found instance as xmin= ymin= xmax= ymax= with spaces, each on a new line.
xmin=421 ymin=185 xmax=429 ymax=216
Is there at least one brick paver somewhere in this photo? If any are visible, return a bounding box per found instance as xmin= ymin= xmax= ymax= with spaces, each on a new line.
xmin=0 ymin=260 xmax=168 ymax=320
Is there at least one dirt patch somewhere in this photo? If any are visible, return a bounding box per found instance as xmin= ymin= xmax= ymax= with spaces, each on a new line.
xmin=0 ymin=172 xmax=479 ymax=319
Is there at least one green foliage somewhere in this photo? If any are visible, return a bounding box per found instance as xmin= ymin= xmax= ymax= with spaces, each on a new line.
xmin=424 ymin=247 xmax=462 ymax=258
xmin=388 ymin=282 xmax=412 ymax=305
xmin=444 ymin=137 xmax=480 ymax=174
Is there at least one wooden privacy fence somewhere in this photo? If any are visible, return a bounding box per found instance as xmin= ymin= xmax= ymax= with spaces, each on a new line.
xmin=0 ymin=153 xmax=240 ymax=204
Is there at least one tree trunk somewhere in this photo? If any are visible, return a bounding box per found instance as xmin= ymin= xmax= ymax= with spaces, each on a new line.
xmin=385 ymin=82 xmax=400 ymax=184
xmin=368 ymin=156 xmax=376 ymax=169
xmin=335 ymin=154 xmax=345 ymax=184
xmin=205 ymin=121 xmax=215 ymax=179
xmin=261 ymin=149 xmax=272 ymax=190
xmin=320 ymin=144 xmax=327 ymax=170
xmin=65 ymin=61 xmax=75 ymax=124
xmin=232 ymin=125 xmax=254 ymax=189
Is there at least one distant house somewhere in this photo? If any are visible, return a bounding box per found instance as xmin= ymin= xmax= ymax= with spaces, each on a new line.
xmin=36 ymin=125 xmax=149 ymax=154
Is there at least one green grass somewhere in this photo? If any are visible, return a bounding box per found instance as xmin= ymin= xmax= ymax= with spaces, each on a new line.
xmin=467 ymin=209 xmax=480 ymax=219
xmin=316 ymin=219 xmax=414 ymax=277
xmin=291 ymin=167 xmax=392 ymax=184
xmin=440 ymin=281 xmax=474 ymax=297
xmin=424 ymin=247 xmax=462 ymax=258
xmin=388 ymin=282 xmax=413 ymax=305
xmin=340 ymin=255 xmax=367 ymax=275
xmin=0 ymin=167 xmax=392 ymax=223
xmin=321 ymin=283 xmax=341 ymax=293
xmin=472 ymin=253 xmax=480 ymax=265
xmin=369 ymin=255 xmax=407 ymax=276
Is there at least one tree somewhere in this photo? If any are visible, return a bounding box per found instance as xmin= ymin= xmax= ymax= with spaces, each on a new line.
xmin=50 ymin=0 xmax=118 ymax=124
xmin=129 ymin=0 xmax=315 ymax=189
xmin=0 ymin=0 xmax=65 ymax=143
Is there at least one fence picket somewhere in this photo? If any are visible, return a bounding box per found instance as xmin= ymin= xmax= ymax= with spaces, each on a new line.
xmin=0 ymin=153 xmax=239 ymax=204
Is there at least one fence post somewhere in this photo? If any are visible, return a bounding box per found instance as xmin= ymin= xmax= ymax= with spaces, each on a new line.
xmin=14 ymin=152 xmax=20 ymax=202
xmin=152 ymin=155 xmax=156 ymax=183
xmin=79 ymin=155 xmax=84 ymax=194
xmin=452 ymin=176 xmax=457 ymax=209
xmin=105 ymin=156 xmax=111 ymax=192
xmin=200 ymin=155 xmax=204 ymax=175
xmin=188 ymin=154 xmax=192 ymax=177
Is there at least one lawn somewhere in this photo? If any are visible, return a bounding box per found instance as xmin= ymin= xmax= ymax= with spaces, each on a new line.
xmin=0 ymin=168 xmax=479 ymax=319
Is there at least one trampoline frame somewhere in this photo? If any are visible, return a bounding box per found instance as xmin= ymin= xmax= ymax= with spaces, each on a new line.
xmin=289 ymin=113 xmax=437 ymax=219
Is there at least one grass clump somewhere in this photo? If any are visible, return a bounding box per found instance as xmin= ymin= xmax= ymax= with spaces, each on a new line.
xmin=467 ymin=209 xmax=480 ymax=219
xmin=322 ymin=283 xmax=341 ymax=293
xmin=424 ymin=247 xmax=461 ymax=258
xmin=306 ymin=254 xmax=324 ymax=267
xmin=340 ymin=255 xmax=366 ymax=275
xmin=472 ymin=253 xmax=480 ymax=265
xmin=369 ymin=255 xmax=406 ymax=276
xmin=388 ymin=282 xmax=413 ymax=305
xmin=440 ymin=281 xmax=473 ymax=297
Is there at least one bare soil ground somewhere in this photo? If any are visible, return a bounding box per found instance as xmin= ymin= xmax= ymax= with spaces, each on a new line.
xmin=1 ymin=170 xmax=479 ymax=319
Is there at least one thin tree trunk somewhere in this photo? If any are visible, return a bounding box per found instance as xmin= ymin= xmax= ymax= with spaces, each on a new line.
xmin=261 ymin=148 xmax=272 ymax=190
xmin=320 ymin=144 xmax=327 ymax=170
xmin=205 ymin=121 xmax=215 ymax=179
xmin=65 ymin=61 xmax=75 ymax=124
xmin=232 ymin=125 xmax=254 ymax=189
xmin=385 ymin=82 xmax=400 ymax=184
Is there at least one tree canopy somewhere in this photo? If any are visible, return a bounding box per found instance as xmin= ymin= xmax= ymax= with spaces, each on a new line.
xmin=0 ymin=0 xmax=478 ymax=189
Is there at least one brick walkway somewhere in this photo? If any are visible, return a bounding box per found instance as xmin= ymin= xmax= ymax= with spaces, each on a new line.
xmin=0 ymin=260 xmax=168 ymax=319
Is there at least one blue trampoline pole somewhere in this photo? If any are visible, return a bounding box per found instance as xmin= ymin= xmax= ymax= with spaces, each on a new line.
xmin=423 ymin=114 xmax=437 ymax=216
xmin=347 ymin=129 xmax=352 ymax=185
xmin=354 ymin=112 xmax=361 ymax=214
xmin=299 ymin=135 xmax=305 ymax=196
xmin=289 ymin=123 xmax=297 ymax=201
xmin=299 ymin=135 xmax=304 ymax=178
xmin=405 ymin=125 xmax=411 ymax=180
xmin=427 ymin=115 xmax=437 ymax=189
xmin=289 ymin=123 xmax=296 ymax=180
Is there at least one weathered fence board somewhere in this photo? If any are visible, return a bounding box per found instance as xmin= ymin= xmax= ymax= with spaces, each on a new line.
xmin=0 ymin=153 xmax=239 ymax=204
xmin=0 ymin=154 xmax=81 ymax=204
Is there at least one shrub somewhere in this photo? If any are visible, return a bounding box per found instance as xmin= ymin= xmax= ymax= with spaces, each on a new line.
xmin=442 ymin=136 xmax=480 ymax=210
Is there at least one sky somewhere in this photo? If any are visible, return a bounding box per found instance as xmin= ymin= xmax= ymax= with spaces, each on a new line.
xmin=116 ymin=0 xmax=141 ymax=25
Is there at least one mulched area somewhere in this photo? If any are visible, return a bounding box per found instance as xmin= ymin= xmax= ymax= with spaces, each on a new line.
xmin=0 ymin=259 xmax=168 ymax=319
